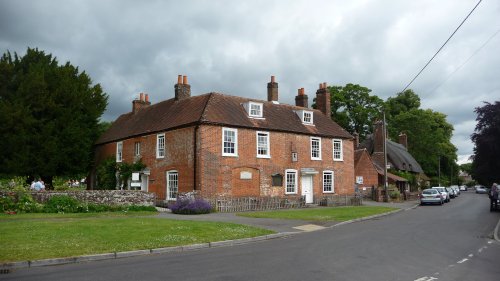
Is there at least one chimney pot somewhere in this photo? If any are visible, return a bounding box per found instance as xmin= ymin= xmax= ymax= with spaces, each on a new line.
xmin=183 ymin=75 xmax=188 ymax=85
xmin=295 ymin=88 xmax=308 ymax=108
xmin=271 ymin=75 xmax=275 ymax=83
xmin=145 ymin=94 xmax=149 ymax=103
xmin=140 ymin=92 xmax=144 ymax=101
xmin=177 ymin=75 xmax=182 ymax=84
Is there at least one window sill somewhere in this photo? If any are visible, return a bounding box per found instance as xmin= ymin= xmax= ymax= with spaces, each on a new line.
xmin=257 ymin=155 xmax=271 ymax=159
xmin=222 ymin=154 xmax=239 ymax=157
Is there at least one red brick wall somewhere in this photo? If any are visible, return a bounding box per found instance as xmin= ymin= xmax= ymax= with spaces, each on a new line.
xmin=198 ymin=125 xmax=355 ymax=198
xmin=355 ymin=151 xmax=379 ymax=189
xmin=95 ymin=125 xmax=356 ymax=200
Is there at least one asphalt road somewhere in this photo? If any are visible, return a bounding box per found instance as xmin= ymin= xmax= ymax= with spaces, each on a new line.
xmin=2 ymin=191 xmax=499 ymax=281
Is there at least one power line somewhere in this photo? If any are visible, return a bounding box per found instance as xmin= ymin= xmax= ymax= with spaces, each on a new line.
xmin=428 ymin=28 xmax=500 ymax=95
xmin=400 ymin=0 xmax=483 ymax=93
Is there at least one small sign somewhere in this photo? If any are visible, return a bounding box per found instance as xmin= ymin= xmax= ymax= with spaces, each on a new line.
xmin=301 ymin=168 xmax=319 ymax=175
xmin=131 ymin=182 xmax=141 ymax=187
xmin=356 ymin=176 xmax=363 ymax=184
xmin=240 ymin=171 xmax=252 ymax=180
xmin=132 ymin=172 xmax=140 ymax=181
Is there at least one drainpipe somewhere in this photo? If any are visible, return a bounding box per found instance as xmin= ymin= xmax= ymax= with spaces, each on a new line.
xmin=193 ymin=125 xmax=199 ymax=191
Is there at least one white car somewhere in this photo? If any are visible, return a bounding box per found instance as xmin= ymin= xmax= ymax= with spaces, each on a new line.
xmin=459 ymin=185 xmax=467 ymax=191
xmin=432 ymin=187 xmax=450 ymax=203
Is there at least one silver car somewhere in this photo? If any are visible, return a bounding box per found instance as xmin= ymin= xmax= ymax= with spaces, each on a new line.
xmin=433 ymin=187 xmax=450 ymax=202
xmin=420 ymin=189 xmax=444 ymax=205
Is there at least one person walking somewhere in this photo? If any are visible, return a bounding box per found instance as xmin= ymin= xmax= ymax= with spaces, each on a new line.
xmin=490 ymin=183 xmax=499 ymax=211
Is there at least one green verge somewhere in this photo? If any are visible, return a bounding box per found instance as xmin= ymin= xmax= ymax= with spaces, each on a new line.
xmin=0 ymin=213 xmax=273 ymax=262
xmin=236 ymin=206 xmax=398 ymax=221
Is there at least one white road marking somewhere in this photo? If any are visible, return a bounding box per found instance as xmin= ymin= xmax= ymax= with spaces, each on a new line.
xmin=468 ymin=254 xmax=473 ymax=258
xmin=488 ymin=241 xmax=493 ymax=244
xmin=457 ymin=258 xmax=468 ymax=264
xmin=414 ymin=277 xmax=439 ymax=281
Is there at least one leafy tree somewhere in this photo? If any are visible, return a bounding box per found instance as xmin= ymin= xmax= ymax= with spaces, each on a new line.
xmin=471 ymin=101 xmax=500 ymax=185
xmin=385 ymin=89 xmax=421 ymax=117
xmin=388 ymin=108 xmax=457 ymax=185
xmin=459 ymin=162 xmax=472 ymax=175
xmin=0 ymin=48 xmax=108 ymax=185
xmin=318 ymin=83 xmax=384 ymax=139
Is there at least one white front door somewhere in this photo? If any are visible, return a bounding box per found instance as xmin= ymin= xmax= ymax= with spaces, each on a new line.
xmin=301 ymin=175 xmax=314 ymax=204
xmin=141 ymin=174 xmax=149 ymax=192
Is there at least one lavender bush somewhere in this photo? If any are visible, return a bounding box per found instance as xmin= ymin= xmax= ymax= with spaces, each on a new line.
xmin=169 ymin=195 xmax=212 ymax=215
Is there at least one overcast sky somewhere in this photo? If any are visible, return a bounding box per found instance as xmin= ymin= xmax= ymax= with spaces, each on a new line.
xmin=1 ymin=0 xmax=499 ymax=164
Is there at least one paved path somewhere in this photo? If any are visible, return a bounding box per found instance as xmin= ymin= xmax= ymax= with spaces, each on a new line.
xmin=156 ymin=199 xmax=420 ymax=233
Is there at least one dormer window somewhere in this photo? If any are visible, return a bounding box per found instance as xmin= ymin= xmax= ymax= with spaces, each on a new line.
xmin=243 ymin=101 xmax=264 ymax=118
xmin=296 ymin=110 xmax=314 ymax=125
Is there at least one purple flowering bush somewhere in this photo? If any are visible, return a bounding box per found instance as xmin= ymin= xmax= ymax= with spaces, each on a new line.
xmin=169 ymin=196 xmax=212 ymax=215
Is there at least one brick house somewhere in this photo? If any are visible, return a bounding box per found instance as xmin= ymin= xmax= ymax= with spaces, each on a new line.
xmin=93 ymin=76 xmax=355 ymax=204
xmin=356 ymin=121 xmax=426 ymax=196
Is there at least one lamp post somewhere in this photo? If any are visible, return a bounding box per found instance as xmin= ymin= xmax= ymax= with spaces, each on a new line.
xmin=438 ymin=156 xmax=441 ymax=186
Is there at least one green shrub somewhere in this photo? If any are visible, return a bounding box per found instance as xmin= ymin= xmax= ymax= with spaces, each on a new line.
xmin=389 ymin=189 xmax=401 ymax=200
xmin=43 ymin=195 xmax=81 ymax=213
xmin=1 ymin=188 xmax=41 ymax=213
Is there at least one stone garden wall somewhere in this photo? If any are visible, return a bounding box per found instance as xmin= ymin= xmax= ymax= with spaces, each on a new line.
xmin=28 ymin=190 xmax=155 ymax=206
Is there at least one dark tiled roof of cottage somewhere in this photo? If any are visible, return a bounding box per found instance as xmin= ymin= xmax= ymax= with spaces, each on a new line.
xmin=359 ymin=135 xmax=423 ymax=174
xmin=96 ymin=92 xmax=353 ymax=145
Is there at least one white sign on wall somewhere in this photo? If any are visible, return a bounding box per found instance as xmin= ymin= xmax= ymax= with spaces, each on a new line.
xmin=356 ymin=176 xmax=364 ymax=184
xmin=240 ymin=171 xmax=252 ymax=180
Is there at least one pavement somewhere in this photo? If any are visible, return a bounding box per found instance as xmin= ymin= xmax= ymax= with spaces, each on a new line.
xmin=4 ymin=198 xmax=499 ymax=271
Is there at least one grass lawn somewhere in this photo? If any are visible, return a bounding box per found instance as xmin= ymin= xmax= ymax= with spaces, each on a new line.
xmin=0 ymin=212 xmax=273 ymax=262
xmin=236 ymin=206 xmax=398 ymax=221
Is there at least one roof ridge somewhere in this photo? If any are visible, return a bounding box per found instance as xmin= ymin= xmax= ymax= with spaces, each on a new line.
xmin=199 ymin=92 xmax=215 ymax=122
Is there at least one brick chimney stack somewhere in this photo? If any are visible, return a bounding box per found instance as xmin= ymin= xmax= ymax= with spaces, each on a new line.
xmin=315 ymin=82 xmax=331 ymax=117
xmin=373 ymin=120 xmax=384 ymax=153
xmin=175 ymin=75 xmax=191 ymax=100
xmin=267 ymin=75 xmax=278 ymax=102
xmin=132 ymin=92 xmax=151 ymax=114
xmin=353 ymin=132 xmax=359 ymax=149
xmin=295 ymin=88 xmax=308 ymax=108
xmin=399 ymin=132 xmax=408 ymax=150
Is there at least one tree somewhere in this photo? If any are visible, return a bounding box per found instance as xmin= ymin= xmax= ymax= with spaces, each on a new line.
xmin=320 ymin=83 xmax=384 ymax=139
xmin=471 ymin=101 xmax=500 ymax=185
xmin=385 ymin=89 xmax=421 ymax=117
xmin=389 ymin=108 xmax=457 ymax=185
xmin=0 ymin=48 xmax=108 ymax=184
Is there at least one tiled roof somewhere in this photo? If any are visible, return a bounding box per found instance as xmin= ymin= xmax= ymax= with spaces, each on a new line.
xmin=96 ymin=92 xmax=353 ymax=145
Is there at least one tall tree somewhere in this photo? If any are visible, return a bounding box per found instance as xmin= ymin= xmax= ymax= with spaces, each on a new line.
xmin=0 ymin=48 xmax=108 ymax=183
xmin=385 ymin=89 xmax=421 ymax=117
xmin=471 ymin=101 xmax=500 ymax=185
xmin=389 ymin=108 xmax=457 ymax=185
xmin=323 ymin=83 xmax=384 ymax=139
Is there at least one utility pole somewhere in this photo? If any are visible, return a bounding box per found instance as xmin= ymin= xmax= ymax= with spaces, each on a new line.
xmin=438 ymin=156 xmax=441 ymax=186
xmin=383 ymin=112 xmax=388 ymax=202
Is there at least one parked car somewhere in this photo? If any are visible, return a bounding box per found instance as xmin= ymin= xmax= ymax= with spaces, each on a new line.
xmin=476 ymin=186 xmax=488 ymax=194
xmin=450 ymin=185 xmax=460 ymax=196
xmin=459 ymin=185 xmax=467 ymax=191
xmin=446 ymin=187 xmax=456 ymax=198
xmin=433 ymin=187 xmax=450 ymax=202
xmin=420 ymin=188 xmax=444 ymax=205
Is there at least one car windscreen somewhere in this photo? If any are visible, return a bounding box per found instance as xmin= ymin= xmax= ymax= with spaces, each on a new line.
xmin=423 ymin=189 xmax=437 ymax=194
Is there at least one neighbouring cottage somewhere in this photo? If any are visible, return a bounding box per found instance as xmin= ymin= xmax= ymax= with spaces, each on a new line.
xmin=356 ymin=121 xmax=427 ymax=199
xmin=92 ymin=75 xmax=355 ymax=204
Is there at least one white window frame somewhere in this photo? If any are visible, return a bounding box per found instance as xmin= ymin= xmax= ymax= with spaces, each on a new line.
xmin=249 ymin=102 xmax=263 ymax=118
xmin=256 ymin=131 xmax=270 ymax=158
xmin=222 ymin=127 xmax=238 ymax=157
xmin=333 ymin=139 xmax=343 ymax=161
xmin=166 ymin=170 xmax=178 ymax=201
xmin=116 ymin=141 xmax=123 ymax=162
xmin=323 ymin=170 xmax=334 ymax=193
xmin=134 ymin=142 xmax=141 ymax=157
xmin=310 ymin=137 xmax=322 ymax=160
xmin=296 ymin=110 xmax=314 ymax=125
xmin=156 ymin=133 xmax=165 ymax=159
xmin=285 ymin=169 xmax=298 ymax=194
xmin=303 ymin=111 xmax=313 ymax=124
